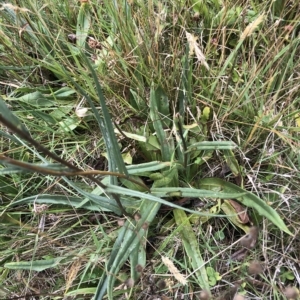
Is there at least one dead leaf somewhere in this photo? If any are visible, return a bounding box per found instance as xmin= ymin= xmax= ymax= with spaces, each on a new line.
xmin=221 ymin=201 xmax=250 ymax=232
xmin=228 ymin=199 xmax=249 ymax=224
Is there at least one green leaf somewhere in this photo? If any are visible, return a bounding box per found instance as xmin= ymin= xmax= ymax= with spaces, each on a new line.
xmin=52 ymin=87 xmax=76 ymax=98
xmin=187 ymin=141 xmax=236 ymax=151
xmin=115 ymin=129 xmax=147 ymax=142
xmin=94 ymin=200 xmax=161 ymax=300
xmin=173 ymin=209 xmax=210 ymax=291
xmin=63 ymin=178 xmax=122 ymax=214
xmin=106 ymin=185 xmax=217 ymax=217
xmin=199 ymin=178 xmax=293 ymax=235
xmin=29 ymin=110 xmax=57 ymax=125
xmin=146 ymin=135 xmax=160 ymax=150
xmin=65 ymin=288 xmax=96 ymax=296
xmin=5 ymin=257 xmax=65 ymax=271
xmin=151 ymin=187 xmax=246 ymax=199
xmin=154 ymin=86 xmax=170 ymax=127
xmin=76 ymin=3 xmax=91 ymax=48
xmin=149 ymin=84 xmax=174 ymax=161
xmin=151 ymin=167 xmax=178 ymax=188
xmin=206 ymin=266 xmax=222 ymax=286
xmin=0 ymin=97 xmax=30 ymax=135
xmin=15 ymin=91 xmax=54 ymax=107
xmin=0 ymin=177 xmax=18 ymax=194
xmin=78 ymin=54 xmax=128 ymax=179
xmin=202 ymin=107 xmax=211 ymax=122
xmin=126 ymin=161 xmax=171 ymax=175
xmin=223 ymin=149 xmax=241 ymax=177
xmin=0 ymin=159 xmax=74 ymax=175
xmin=120 ymin=176 xmax=147 ymax=192
xmin=58 ymin=116 xmax=81 ymax=133
xmin=130 ymin=236 xmax=146 ymax=283
xmin=0 ymin=167 xmax=27 ymax=175
xmin=9 ymin=193 xmax=120 ymax=214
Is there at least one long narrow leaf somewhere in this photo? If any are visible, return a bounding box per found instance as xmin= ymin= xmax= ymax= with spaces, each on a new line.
xmin=199 ymin=178 xmax=292 ymax=235
xmin=94 ymin=200 xmax=160 ymax=300
xmin=126 ymin=161 xmax=171 ymax=174
xmin=78 ymin=54 xmax=128 ymax=179
xmin=5 ymin=257 xmax=65 ymax=271
xmin=0 ymin=158 xmax=75 ymax=175
xmin=187 ymin=141 xmax=236 ymax=151
xmin=173 ymin=209 xmax=210 ymax=291
xmin=0 ymin=97 xmax=30 ymax=135
xmin=106 ymin=185 xmax=219 ymax=217
xmin=149 ymin=84 xmax=174 ymax=161
xmin=8 ymin=194 xmax=117 ymax=213
xmin=76 ymin=2 xmax=91 ymax=48
xmin=151 ymin=187 xmax=246 ymax=198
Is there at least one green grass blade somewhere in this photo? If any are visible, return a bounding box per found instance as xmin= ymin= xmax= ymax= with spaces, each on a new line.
xmin=0 ymin=167 xmax=27 ymax=175
xmin=0 ymin=130 xmax=22 ymax=144
xmin=0 ymin=159 xmax=74 ymax=175
xmin=178 ymin=44 xmax=192 ymax=115
xmin=93 ymin=224 xmax=128 ymax=299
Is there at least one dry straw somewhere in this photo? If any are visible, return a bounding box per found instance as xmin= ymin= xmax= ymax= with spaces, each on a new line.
xmin=162 ymin=256 xmax=187 ymax=285
xmin=240 ymin=14 xmax=265 ymax=41
xmin=185 ymin=31 xmax=210 ymax=70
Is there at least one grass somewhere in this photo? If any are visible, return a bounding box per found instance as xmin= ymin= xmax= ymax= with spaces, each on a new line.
xmin=0 ymin=0 xmax=299 ymax=299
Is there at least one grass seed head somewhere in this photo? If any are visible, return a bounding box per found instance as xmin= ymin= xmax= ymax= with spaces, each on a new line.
xmin=240 ymin=226 xmax=258 ymax=249
xmin=240 ymin=14 xmax=265 ymax=40
xmin=135 ymin=264 xmax=143 ymax=273
xmin=199 ymin=289 xmax=211 ymax=300
xmin=134 ymin=212 xmax=141 ymax=221
xmin=248 ymin=260 xmax=263 ymax=275
xmin=125 ymin=278 xmax=134 ymax=288
xmin=233 ymin=294 xmax=246 ymax=300
xmin=284 ymin=286 xmax=299 ymax=299
xmin=117 ymin=219 xmax=125 ymax=226
xmin=161 ymin=256 xmax=187 ymax=285
xmin=142 ymin=222 xmax=149 ymax=230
